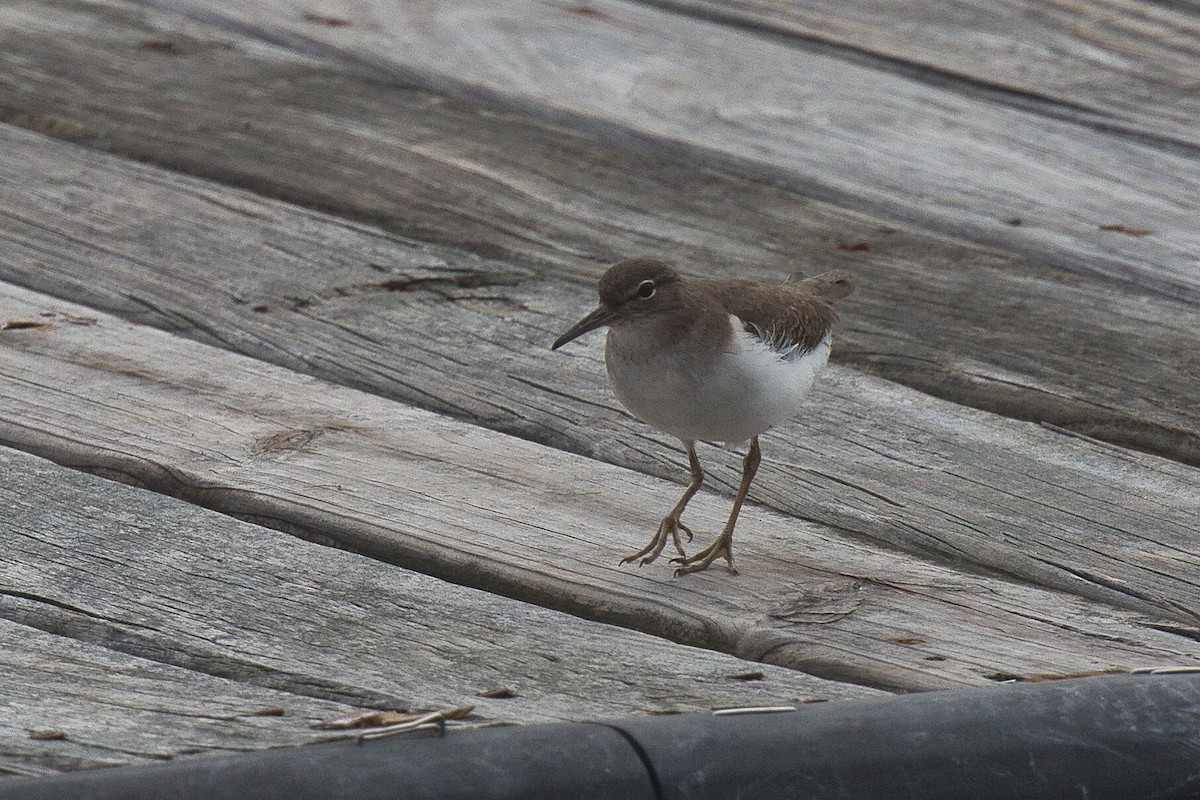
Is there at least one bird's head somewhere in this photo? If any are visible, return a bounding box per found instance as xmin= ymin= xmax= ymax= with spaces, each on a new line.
xmin=551 ymin=258 xmax=683 ymax=350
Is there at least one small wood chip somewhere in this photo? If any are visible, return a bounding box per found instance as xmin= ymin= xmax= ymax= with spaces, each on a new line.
xmin=478 ymin=687 xmax=517 ymax=699
xmin=441 ymin=705 xmax=475 ymax=721
xmin=888 ymin=636 xmax=927 ymax=645
xmin=1098 ymin=224 xmax=1153 ymax=236
xmin=245 ymin=706 xmax=286 ymax=717
xmin=28 ymin=729 xmax=68 ymax=741
xmin=1 ymin=320 xmax=54 ymax=331
xmin=725 ymin=671 xmax=765 ymax=681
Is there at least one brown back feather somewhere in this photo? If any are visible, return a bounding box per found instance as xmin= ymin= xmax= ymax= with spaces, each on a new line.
xmin=706 ymin=270 xmax=854 ymax=355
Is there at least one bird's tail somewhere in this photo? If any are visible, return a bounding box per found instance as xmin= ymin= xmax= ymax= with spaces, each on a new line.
xmin=788 ymin=270 xmax=855 ymax=302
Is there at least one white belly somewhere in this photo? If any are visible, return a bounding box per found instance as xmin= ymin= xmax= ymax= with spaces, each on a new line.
xmin=605 ymin=321 xmax=830 ymax=445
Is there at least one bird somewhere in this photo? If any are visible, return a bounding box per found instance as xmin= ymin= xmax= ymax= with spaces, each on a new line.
xmin=551 ymin=257 xmax=854 ymax=575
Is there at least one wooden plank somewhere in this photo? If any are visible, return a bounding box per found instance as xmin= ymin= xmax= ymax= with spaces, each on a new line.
xmin=653 ymin=0 xmax=1200 ymax=149
xmin=4 ymin=0 xmax=1197 ymax=467
xmin=1 ymin=445 xmax=881 ymax=774
xmin=0 ymin=620 xmax=367 ymax=775
xmin=2 ymin=282 xmax=1198 ymax=695
xmin=0 ymin=121 xmax=1199 ymax=622
xmin=139 ymin=0 xmax=1200 ymax=297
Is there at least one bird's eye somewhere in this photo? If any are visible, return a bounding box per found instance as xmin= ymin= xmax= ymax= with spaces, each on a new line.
xmin=636 ymin=280 xmax=656 ymax=299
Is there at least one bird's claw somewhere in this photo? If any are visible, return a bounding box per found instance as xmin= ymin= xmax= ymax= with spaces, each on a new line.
xmin=670 ymin=535 xmax=737 ymax=577
xmin=618 ymin=551 xmax=656 ymax=568
xmin=619 ymin=513 xmax=691 ymax=568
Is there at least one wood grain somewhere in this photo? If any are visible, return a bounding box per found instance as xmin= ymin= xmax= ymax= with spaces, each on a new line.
xmin=0 ymin=620 xmax=365 ymax=775
xmin=1 ymin=445 xmax=881 ymax=774
xmin=0 ymin=122 xmax=1198 ymax=623
xmin=140 ymin=0 xmax=1200 ymax=297
xmin=653 ymin=0 xmax=1200 ymax=148
xmin=2 ymin=282 xmax=1198 ymax=695
xmin=4 ymin=0 xmax=1197 ymax=468
xmin=5 ymin=0 xmax=1199 ymax=775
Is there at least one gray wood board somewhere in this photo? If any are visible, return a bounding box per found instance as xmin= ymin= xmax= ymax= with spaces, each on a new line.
xmin=140 ymin=0 xmax=1200 ymax=297
xmin=1 ymin=2 xmax=1198 ymax=466
xmin=0 ymin=620 xmax=365 ymax=775
xmin=651 ymin=0 xmax=1200 ymax=149
xmin=1 ymin=123 xmax=1199 ymax=623
xmin=2 ymin=283 xmax=1198 ymax=695
xmin=1 ymin=445 xmax=881 ymax=774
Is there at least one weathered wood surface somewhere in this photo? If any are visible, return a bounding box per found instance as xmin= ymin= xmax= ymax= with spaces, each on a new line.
xmin=1 ymin=445 xmax=881 ymax=775
xmin=1 ymin=123 xmax=1198 ymax=625
xmin=144 ymin=0 xmax=1200 ymax=296
xmin=4 ymin=0 xmax=1200 ymax=777
xmin=0 ymin=620 xmax=364 ymax=776
xmin=655 ymin=0 xmax=1200 ymax=148
xmin=3 ymin=282 xmax=1199 ymax=696
xmin=4 ymin=0 xmax=1197 ymax=468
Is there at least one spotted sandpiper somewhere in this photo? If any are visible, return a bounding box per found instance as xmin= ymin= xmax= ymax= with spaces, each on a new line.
xmin=552 ymin=258 xmax=853 ymax=576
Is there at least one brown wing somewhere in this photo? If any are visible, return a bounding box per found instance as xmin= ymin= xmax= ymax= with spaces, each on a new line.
xmin=706 ymin=272 xmax=851 ymax=355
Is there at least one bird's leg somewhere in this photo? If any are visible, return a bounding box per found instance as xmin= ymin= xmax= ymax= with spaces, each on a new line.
xmin=673 ymin=436 xmax=761 ymax=576
xmin=620 ymin=442 xmax=704 ymax=567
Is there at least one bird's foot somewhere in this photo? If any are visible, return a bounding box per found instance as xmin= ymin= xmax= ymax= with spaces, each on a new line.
xmin=671 ymin=534 xmax=737 ymax=576
xmin=619 ymin=513 xmax=693 ymax=567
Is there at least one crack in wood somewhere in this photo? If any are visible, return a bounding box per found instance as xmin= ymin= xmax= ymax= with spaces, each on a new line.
xmin=270 ymin=270 xmax=532 ymax=312
xmin=0 ymin=590 xmax=158 ymax=633
xmin=0 ymin=596 xmax=411 ymax=710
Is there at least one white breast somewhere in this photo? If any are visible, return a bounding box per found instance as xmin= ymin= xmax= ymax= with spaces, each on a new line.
xmin=605 ymin=315 xmax=830 ymax=445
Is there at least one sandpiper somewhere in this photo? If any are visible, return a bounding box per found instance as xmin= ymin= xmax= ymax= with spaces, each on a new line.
xmin=552 ymin=258 xmax=853 ymax=575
